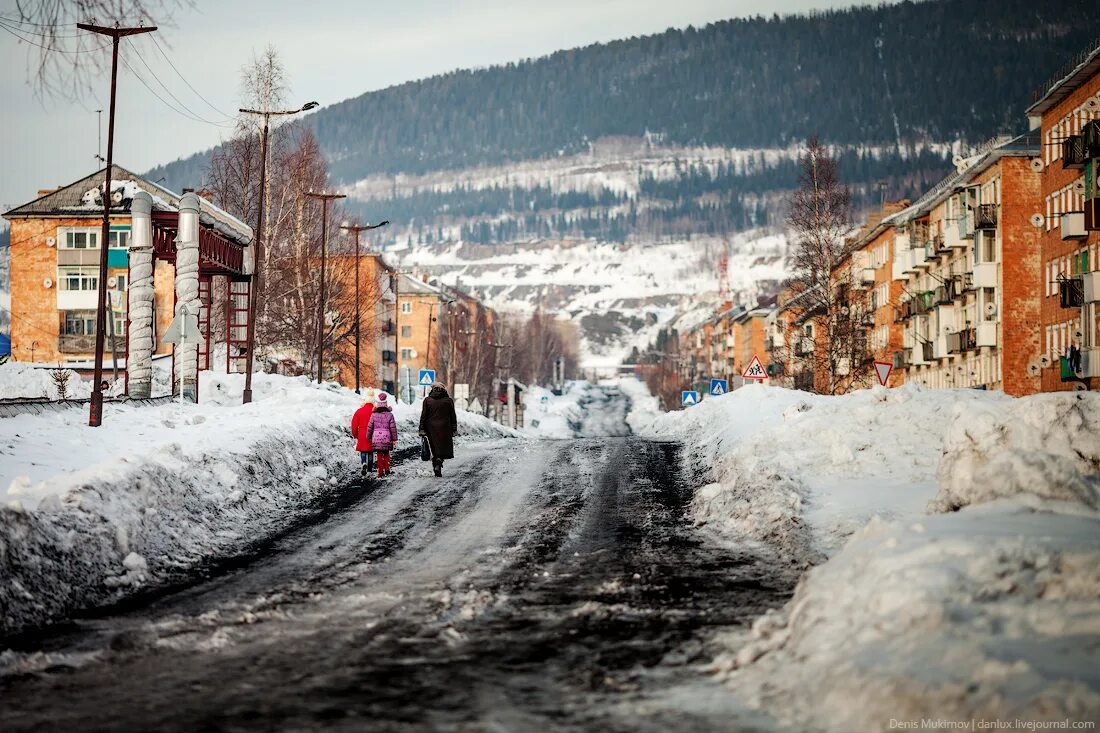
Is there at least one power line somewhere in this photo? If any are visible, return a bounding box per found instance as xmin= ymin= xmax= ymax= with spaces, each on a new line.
xmin=118 ymin=52 xmax=235 ymax=129
xmin=0 ymin=21 xmax=109 ymax=52
xmin=149 ymin=34 xmax=232 ymax=119
xmin=127 ymin=43 xmax=235 ymax=126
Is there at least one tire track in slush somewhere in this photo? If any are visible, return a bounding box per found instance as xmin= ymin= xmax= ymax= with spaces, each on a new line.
xmin=0 ymin=438 xmax=792 ymax=733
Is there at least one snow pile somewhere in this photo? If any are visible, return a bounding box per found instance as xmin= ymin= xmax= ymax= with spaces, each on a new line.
xmin=0 ymin=362 xmax=92 ymax=400
xmin=717 ymin=507 xmax=1100 ymax=731
xmin=523 ymin=378 xmax=659 ymax=438
xmin=933 ymin=392 xmax=1100 ymax=513
xmin=0 ymin=372 xmax=516 ymax=636
xmin=648 ymin=385 xmax=1100 ymax=730
xmin=636 ymin=383 xmax=1002 ymax=558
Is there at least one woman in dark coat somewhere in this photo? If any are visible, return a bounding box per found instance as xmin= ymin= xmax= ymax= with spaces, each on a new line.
xmin=419 ymin=381 xmax=457 ymax=477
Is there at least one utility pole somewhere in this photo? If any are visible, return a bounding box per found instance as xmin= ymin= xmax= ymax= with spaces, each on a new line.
xmin=78 ymin=22 xmax=157 ymax=427
xmin=239 ymin=101 xmax=318 ymax=403
xmin=304 ymin=191 xmax=345 ymax=384
xmin=339 ymin=220 xmax=389 ymax=393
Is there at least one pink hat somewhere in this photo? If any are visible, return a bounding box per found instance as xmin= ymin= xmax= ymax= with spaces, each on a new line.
xmin=376 ymin=392 xmax=388 ymax=404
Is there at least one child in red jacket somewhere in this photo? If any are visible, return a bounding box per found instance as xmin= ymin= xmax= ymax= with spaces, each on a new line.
xmin=350 ymin=390 xmax=376 ymax=476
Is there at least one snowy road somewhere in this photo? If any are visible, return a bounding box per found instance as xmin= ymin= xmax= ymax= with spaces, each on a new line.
xmin=1 ymin=393 xmax=791 ymax=731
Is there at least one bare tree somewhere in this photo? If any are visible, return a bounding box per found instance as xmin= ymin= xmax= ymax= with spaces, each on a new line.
xmin=4 ymin=0 xmax=187 ymax=97
xmin=784 ymin=137 xmax=869 ymax=395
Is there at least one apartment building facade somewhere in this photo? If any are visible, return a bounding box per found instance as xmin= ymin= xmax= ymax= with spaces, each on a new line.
xmin=890 ymin=134 xmax=1042 ymax=395
xmin=3 ymin=167 xmax=253 ymax=378
xmin=1026 ymin=45 xmax=1100 ymax=391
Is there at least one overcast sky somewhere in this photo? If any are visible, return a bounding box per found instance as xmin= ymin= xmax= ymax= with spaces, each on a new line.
xmin=1 ymin=0 xmax=868 ymax=215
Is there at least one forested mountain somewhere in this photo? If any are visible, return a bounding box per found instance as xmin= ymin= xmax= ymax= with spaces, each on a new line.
xmin=152 ymin=0 xmax=1098 ymax=191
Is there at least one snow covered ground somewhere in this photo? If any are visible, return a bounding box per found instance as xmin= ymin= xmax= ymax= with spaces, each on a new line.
xmin=633 ymin=383 xmax=1100 ymax=730
xmin=0 ymin=372 xmax=516 ymax=636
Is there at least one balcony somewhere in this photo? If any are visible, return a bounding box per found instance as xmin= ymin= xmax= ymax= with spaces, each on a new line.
xmin=933 ymin=335 xmax=950 ymax=360
xmin=894 ymin=300 xmax=911 ymax=323
xmin=381 ymin=349 xmax=397 ymax=363
xmin=859 ymin=267 xmax=875 ymax=287
xmin=1084 ymin=272 xmax=1100 ymax=303
xmin=933 ymin=285 xmax=952 ymax=306
xmin=976 ymin=322 xmax=997 ymax=348
xmin=932 ymin=233 xmax=950 ymax=254
xmin=892 ymin=350 xmax=909 ymax=370
xmin=952 ymin=273 xmax=973 ymax=296
xmin=976 ymin=204 xmax=998 ymax=230
xmin=1085 ymin=120 xmax=1100 ymax=159
xmin=59 ymin=334 xmax=98 ymax=353
xmin=1059 ymin=277 xmax=1084 ymax=309
xmin=794 ymin=338 xmax=814 ymax=357
xmin=911 ymin=292 xmax=933 ymax=317
xmin=1062 ymin=134 xmax=1086 ymax=169
xmin=972 ymin=262 xmax=997 ymax=290
xmin=1061 ymin=212 xmax=1086 ymax=240
xmin=921 ymin=341 xmax=933 ymax=363
xmin=766 ymin=362 xmax=785 ymax=377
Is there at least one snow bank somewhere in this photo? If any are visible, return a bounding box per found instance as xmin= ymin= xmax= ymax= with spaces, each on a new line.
xmin=0 ymin=372 xmax=516 ymax=636
xmin=0 ymin=362 xmax=91 ymax=400
xmin=636 ymin=383 xmax=1003 ymax=558
xmin=647 ymin=385 xmax=1100 ymax=729
xmin=933 ymin=392 xmax=1100 ymax=513
xmin=716 ymin=507 xmax=1100 ymax=731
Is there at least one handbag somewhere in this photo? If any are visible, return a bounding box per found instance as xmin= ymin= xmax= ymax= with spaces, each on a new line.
xmin=420 ymin=436 xmax=432 ymax=462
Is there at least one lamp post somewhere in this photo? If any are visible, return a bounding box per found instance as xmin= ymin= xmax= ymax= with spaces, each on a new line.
xmin=304 ymin=191 xmax=346 ymax=384
xmin=339 ymin=220 xmax=389 ymax=393
xmin=238 ymin=101 xmax=319 ymax=403
xmin=78 ymin=22 xmax=157 ymax=426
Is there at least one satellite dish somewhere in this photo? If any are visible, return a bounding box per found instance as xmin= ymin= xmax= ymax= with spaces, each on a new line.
xmin=1029 ymin=158 xmax=1044 ymax=172
xmin=1085 ymin=96 xmax=1100 ymax=112
xmin=1030 ymin=213 xmax=1045 ymax=229
xmin=1039 ymin=354 xmax=1052 ymax=369
xmin=953 ymin=154 xmax=965 ymax=167
xmin=1073 ymin=381 xmax=1088 ymax=391
xmin=110 ymin=189 xmax=124 ymax=205
xmin=43 ymin=277 xmax=53 ymax=289
xmin=984 ymin=302 xmax=997 ymax=317
xmin=107 ymin=275 xmax=118 ymax=288
xmin=1074 ymin=180 xmax=1086 ymax=194
xmin=1027 ymin=362 xmax=1041 ymax=377
xmin=46 ymin=236 xmax=56 ymax=247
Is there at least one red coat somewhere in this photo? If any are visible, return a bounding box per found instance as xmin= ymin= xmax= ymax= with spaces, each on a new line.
xmin=351 ymin=403 xmax=375 ymax=451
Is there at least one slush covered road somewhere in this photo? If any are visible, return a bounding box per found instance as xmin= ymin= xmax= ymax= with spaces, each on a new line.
xmin=1 ymin=389 xmax=792 ymax=732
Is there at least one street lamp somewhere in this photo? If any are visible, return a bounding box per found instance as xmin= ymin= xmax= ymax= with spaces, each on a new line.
xmin=238 ymin=100 xmax=319 ymax=404
xmin=304 ymin=191 xmax=346 ymax=384
xmin=340 ymin=219 xmax=390 ymax=393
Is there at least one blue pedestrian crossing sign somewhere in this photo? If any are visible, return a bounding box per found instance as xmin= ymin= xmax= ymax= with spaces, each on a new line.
xmin=710 ymin=378 xmax=728 ymax=396
xmin=681 ymin=390 xmax=700 ymax=406
xmin=418 ymin=369 xmax=436 ymax=386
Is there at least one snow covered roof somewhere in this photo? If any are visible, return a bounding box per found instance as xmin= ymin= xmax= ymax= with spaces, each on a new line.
xmin=398 ymin=273 xmax=447 ymax=297
xmin=1026 ymin=36 xmax=1100 ymax=118
xmin=3 ymin=165 xmax=253 ymax=245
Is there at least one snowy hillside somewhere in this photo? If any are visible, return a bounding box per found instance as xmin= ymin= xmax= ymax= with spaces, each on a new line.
xmin=392 ymin=229 xmax=788 ymax=368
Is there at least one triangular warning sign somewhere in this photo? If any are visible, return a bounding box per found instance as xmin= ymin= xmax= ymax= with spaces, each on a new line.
xmin=873 ymin=361 xmax=893 ymax=387
xmin=742 ymin=355 xmax=767 ymax=380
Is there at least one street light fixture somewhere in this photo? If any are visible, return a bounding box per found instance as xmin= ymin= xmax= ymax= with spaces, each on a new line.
xmin=238 ymin=100 xmax=319 ymax=404
xmin=340 ymin=219 xmax=390 ymax=393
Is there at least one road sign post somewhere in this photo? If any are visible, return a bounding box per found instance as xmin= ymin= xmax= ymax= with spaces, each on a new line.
xmin=742 ymin=355 xmax=768 ymax=382
xmin=873 ymin=360 xmax=894 ymax=386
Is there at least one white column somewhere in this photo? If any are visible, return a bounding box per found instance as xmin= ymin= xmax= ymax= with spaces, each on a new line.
xmin=127 ymin=191 xmax=155 ymax=397
xmin=175 ymin=192 xmax=201 ymax=402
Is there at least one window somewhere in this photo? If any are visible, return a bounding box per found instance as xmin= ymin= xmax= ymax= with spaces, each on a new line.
xmin=59 ymin=267 xmax=98 ymax=291
xmin=400 ymin=302 xmax=412 ymax=314
xmin=63 ymin=311 xmax=97 ymax=335
xmin=401 ymin=325 xmax=412 ymax=338
xmin=111 ymin=274 xmax=127 ymax=291
xmin=108 ymin=230 xmax=130 ymax=249
xmin=400 ymin=348 xmax=414 ymax=360
xmin=64 ymin=230 xmax=97 ymax=249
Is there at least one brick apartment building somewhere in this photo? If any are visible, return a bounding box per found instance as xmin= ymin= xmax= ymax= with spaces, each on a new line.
xmin=1026 ymin=43 xmax=1100 ymax=391
xmin=3 ymin=166 xmax=253 ymax=379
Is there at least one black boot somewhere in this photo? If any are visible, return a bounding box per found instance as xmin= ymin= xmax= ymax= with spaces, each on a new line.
xmin=433 ymin=459 xmax=443 ymax=477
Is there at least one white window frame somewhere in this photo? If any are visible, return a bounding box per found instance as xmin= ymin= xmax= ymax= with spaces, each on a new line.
xmin=400 ymin=302 xmax=412 ymax=314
